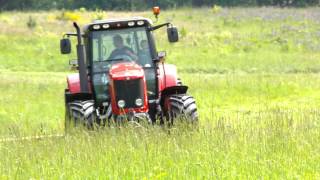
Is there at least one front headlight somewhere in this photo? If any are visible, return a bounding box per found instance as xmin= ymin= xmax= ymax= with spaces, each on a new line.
xmin=118 ymin=100 xmax=125 ymax=108
xmin=135 ymin=98 xmax=143 ymax=106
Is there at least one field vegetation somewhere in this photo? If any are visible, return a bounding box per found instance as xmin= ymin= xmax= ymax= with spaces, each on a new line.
xmin=0 ymin=8 xmax=320 ymax=179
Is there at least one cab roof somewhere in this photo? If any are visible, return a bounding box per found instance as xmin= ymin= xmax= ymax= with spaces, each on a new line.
xmin=83 ymin=17 xmax=153 ymax=32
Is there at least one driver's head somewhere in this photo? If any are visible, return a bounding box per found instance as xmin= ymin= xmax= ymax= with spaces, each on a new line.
xmin=113 ymin=35 xmax=124 ymax=48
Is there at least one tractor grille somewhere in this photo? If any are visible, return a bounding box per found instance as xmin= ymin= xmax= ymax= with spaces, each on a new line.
xmin=114 ymin=79 xmax=144 ymax=108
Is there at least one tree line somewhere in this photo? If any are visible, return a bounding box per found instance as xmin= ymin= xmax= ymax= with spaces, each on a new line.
xmin=0 ymin=0 xmax=319 ymax=11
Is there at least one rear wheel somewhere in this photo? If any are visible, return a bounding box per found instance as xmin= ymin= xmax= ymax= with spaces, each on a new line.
xmin=65 ymin=100 xmax=97 ymax=130
xmin=165 ymin=94 xmax=198 ymax=124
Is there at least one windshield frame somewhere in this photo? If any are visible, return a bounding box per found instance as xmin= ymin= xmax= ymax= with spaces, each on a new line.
xmin=88 ymin=26 xmax=156 ymax=65
xmin=86 ymin=25 xmax=159 ymax=106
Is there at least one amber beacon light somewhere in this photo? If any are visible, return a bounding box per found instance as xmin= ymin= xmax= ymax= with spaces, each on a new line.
xmin=153 ymin=6 xmax=160 ymax=19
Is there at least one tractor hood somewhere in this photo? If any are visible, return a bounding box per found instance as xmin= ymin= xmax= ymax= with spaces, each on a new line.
xmin=109 ymin=62 xmax=144 ymax=80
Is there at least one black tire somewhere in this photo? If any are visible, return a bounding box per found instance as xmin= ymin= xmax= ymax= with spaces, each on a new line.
xmin=167 ymin=94 xmax=198 ymax=124
xmin=65 ymin=100 xmax=97 ymax=130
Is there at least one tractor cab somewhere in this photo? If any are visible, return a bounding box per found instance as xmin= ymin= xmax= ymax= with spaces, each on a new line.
xmin=84 ymin=18 xmax=160 ymax=108
xmin=61 ymin=8 xmax=197 ymax=128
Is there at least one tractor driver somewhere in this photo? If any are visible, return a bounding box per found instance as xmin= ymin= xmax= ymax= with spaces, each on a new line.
xmin=138 ymin=40 xmax=150 ymax=66
xmin=109 ymin=34 xmax=137 ymax=61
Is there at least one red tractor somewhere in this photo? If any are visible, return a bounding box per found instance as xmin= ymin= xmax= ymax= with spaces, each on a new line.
xmin=60 ymin=8 xmax=198 ymax=129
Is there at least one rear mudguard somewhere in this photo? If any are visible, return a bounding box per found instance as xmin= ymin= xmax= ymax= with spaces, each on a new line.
xmin=158 ymin=63 xmax=179 ymax=92
xmin=65 ymin=90 xmax=93 ymax=104
xmin=67 ymin=74 xmax=81 ymax=94
xmin=67 ymin=73 xmax=92 ymax=94
xmin=158 ymin=63 xmax=189 ymax=107
xmin=65 ymin=74 xmax=92 ymax=104
xmin=160 ymin=85 xmax=188 ymax=107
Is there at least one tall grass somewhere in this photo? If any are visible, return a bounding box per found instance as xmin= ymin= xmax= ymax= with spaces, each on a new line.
xmin=1 ymin=110 xmax=319 ymax=179
xmin=0 ymin=71 xmax=319 ymax=178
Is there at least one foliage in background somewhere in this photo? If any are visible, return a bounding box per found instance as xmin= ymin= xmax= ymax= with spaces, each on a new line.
xmin=26 ymin=16 xmax=37 ymax=29
xmin=0 ymin=8 xmax=320 ymax=178
xmin=0 ymin=0 xmax=319 ymax=11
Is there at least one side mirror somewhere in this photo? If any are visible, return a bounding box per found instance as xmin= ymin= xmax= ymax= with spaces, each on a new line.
xmin=60 ymin=38 xmax=71 ymax=54
xmin=167 ymin=26 xmax=179 ymax=43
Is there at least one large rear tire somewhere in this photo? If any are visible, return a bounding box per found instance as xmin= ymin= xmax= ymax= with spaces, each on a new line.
xmin=166 ymin=94 xmax=198 ymax=124
xmin=65 ymin=100 xmax=97 ymax=130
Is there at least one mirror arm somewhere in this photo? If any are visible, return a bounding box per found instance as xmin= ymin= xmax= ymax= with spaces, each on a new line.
xmin=63 ymin=33 xmax=85 ymax=38
xmin=152 ymin=58 xmax=160 ymax=62
xmin=149 ymin=22 xmax=171 ymax=31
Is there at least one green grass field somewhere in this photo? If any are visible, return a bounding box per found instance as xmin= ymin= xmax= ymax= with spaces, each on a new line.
xmin=1 ymin=8 xmax=320 ymax=179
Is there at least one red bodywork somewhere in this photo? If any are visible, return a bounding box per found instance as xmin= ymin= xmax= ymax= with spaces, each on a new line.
xmin=67 ymin=74 xmax=81 ymax=93
xmin=67 ymin=74 xmax=91 ymax=93
xmin=66 ymin=63 xmax=179 ymax=115
xmin=67 ymin=63 xmax=179 ymax=94
xmin=158 ymin=63 xmax=178 ymax=92
xmin=109 ymin=62 xmax=148 ymax=115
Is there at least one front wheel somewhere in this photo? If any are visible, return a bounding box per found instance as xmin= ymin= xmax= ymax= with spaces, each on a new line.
xmin=165 ymin=94 xmax=198 ymax=124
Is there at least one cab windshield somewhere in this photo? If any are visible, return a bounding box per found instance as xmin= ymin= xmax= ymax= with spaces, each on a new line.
xmin=91 ymin=27 xmax=152 ymax=68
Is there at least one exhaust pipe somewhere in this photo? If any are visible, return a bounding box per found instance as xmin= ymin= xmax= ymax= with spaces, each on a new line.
xmin=73 ymin=22 xmax=89 ymax=93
